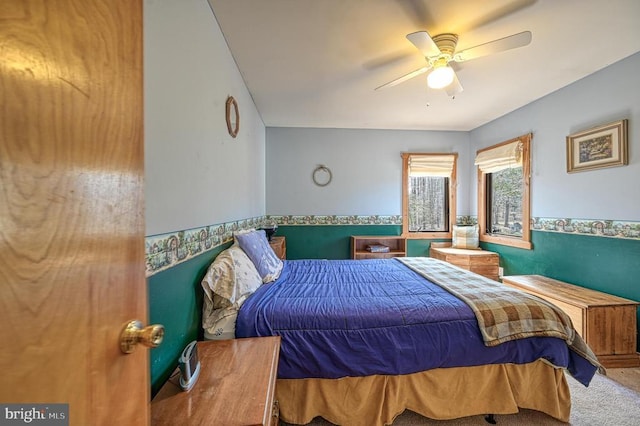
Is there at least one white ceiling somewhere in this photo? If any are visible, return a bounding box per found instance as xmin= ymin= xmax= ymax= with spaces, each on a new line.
xmin=208 ymin=0 xmax=640 ymax=131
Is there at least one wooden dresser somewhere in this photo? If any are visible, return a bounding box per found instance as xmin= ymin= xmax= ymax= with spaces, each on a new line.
xmin=502 ymin=275 xmax=639 ymax=368
xmin=152 ymin=337 xmax=281 ymax=425
xmin=429 ymin=243 xmax=500 ymax=281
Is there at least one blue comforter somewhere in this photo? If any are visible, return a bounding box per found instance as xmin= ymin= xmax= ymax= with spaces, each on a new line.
xmin=236 ymin=259 xmax=597 ymax=385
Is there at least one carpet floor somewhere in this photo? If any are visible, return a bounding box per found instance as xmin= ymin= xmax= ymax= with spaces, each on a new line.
xmin=283 ymin=371 xmax=640 ymax=425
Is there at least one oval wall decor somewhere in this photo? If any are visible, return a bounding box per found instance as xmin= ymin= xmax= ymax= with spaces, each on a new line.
xmin=225 ymin=96 xmax=239 ymax=138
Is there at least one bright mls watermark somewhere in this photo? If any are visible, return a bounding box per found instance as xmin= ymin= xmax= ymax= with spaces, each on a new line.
xmin=0 ymin=404 xmax=68 ymax=425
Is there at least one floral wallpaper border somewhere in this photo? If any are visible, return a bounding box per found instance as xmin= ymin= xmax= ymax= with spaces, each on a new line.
xmin=145 ymin=217 xmax=268 ymax=277
xmin=268 ymin=215 xmax=403 ymax=225
xmin=145 ymin=215 xmax=640 ymax=277
xmin=531 ymin=217 xmax=640 ymax=239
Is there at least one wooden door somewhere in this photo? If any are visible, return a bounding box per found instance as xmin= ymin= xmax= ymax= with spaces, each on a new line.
xmin=0 ymin=1 xmax=148 ymax=425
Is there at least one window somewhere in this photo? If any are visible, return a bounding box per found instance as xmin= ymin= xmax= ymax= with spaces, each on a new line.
xmin=476 ymin=134 xmax=532 ymax=249
xmin=402 ymin=153 xmax=457 ymax=238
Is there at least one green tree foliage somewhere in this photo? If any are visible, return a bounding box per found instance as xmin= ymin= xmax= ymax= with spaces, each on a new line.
xmin=408 ymin=176 xmax=446 ymax=232
xmin=490 ymin=167 xmax=523 ymax=236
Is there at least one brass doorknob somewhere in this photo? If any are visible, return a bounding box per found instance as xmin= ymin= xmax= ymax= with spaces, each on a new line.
xmin=120 ymin=320 xmax=165 ymax=354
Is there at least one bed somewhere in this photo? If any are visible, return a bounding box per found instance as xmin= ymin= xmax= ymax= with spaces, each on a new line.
xmin=201 ymin=231 xmax=600 ymax=426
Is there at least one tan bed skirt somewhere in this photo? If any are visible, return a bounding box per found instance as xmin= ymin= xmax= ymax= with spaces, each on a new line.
xmin=276 ymin=360 xmax=570 ymax=426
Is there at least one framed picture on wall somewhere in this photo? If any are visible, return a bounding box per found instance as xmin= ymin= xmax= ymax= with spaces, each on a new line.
xmin=566 ymin=119 xmax=628 ymax=173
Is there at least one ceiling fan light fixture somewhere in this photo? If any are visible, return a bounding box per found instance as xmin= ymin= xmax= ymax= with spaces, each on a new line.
xmin=427 ymin=63 xmax=454 ymax=89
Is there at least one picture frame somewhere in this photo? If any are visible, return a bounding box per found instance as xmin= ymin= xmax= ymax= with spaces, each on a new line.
xmin=566 ymin=119 xmax=628 ymax=173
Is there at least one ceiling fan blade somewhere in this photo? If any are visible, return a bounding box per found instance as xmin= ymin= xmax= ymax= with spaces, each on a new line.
xmin=406 ymin=31 xmax=441 ymax=58
xmin=396 ymin=0 xmax=434 ymax=29
xmin=453 ymin=31 xmax=532 ymax=62
xmin=464 ymin=0 xmax=537 ymax=31
xmin=444 ymin=72 xmax=463 ymax=98
xmin=375 ymin=66 xmax=430 ymax=90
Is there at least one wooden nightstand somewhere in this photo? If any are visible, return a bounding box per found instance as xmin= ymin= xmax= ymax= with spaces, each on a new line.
xmin=351 ymin=236 xmax=407 ymax=259
xmin=152 ymin=337 xmax=281 ymax=425
xmin=269 ymin=236 xmax=286 ymax=260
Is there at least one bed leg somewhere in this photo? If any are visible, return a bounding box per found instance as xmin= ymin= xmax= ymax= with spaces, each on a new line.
xmin=484 ymin=414 xmax=497 ymax=424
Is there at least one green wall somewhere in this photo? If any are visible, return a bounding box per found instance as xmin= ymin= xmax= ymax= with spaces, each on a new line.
xmin=147 ymin=225 xmax=640 ymax=395
xmin=484 ymin=231 xmax=640 ymax=307
xmin=147 ymin=242 xmax=230 ymax=396
xmin=276 ymin=225 xmax=451 ymax=259
xmin=276 ymin=225 xmax=401 ymax=259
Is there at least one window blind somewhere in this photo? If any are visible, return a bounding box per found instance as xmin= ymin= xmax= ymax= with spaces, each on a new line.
xmin=475 ymin=140 xmax=523 ymax=173
xmin=409 ymin=154 xmax=455 ymax=177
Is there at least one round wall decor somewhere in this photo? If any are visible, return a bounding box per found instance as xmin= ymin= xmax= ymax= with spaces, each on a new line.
xmin=225 ymin=96 xmax=239 ymax=138
xmin=312 ymin=165 xmax=332 ymax=187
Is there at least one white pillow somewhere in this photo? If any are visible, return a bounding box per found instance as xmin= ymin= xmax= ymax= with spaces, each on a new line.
xmin=201 ymin=245 xmax=262 ymax=336
xmin=203 ymin=306 xmax=238 ymax=340
xmin=202 ymin=245 xmax=262 ymax=306
xmin=451 ymin=225 xmax=480 ymax=249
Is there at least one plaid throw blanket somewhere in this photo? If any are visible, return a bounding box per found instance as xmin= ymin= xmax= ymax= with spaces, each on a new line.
xmin=397 ymin=257 xmax=601 ymax=370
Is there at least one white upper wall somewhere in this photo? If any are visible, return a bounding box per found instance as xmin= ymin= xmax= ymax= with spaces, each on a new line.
xmin=144 ymin=0 xmax=266 ymax=236
xmin=143 ymin=0 xmax=638 ymax=230
xmin=266 ymin=128 xmax=471 ymax=216
xmin=470 ymin=52 xmax=640 ymax=221
xmin=266 ymin=53 xmax=639 ymax=222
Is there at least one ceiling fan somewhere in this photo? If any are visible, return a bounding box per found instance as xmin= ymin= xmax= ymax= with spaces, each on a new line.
xmin=375 ymin=30 xmax=532 ymax=97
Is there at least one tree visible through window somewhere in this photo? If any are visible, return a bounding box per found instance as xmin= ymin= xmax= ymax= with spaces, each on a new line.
xmin=409 ymin=176 xmax=447 ymax=232
xmin=488 ymin=167 xmax=523 ymax=236
xmin=402 ymin=153 xmax=457 ymax=238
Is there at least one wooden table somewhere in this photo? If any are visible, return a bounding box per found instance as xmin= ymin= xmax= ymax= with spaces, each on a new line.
xmin=152 ymin=337 xmax=281 ymax=425
xmin=269 ymin=236 xmax=286 ymax=260
xmin=502 ymin=275 xmax=639 ymax=368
